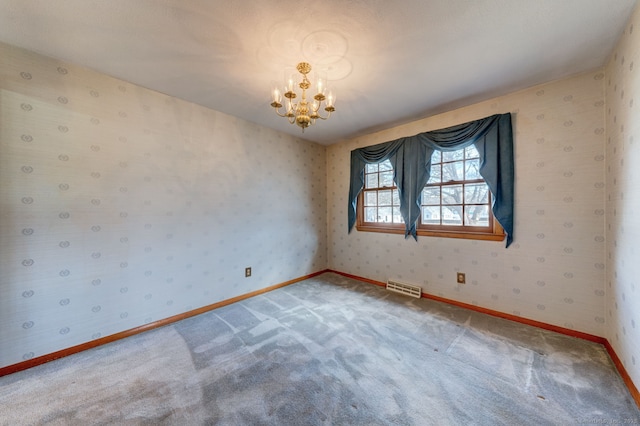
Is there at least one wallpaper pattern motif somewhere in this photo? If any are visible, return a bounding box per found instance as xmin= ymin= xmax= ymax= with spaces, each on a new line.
xmin=606 ymin=6 xmax=640 ymax=389
xmin=0 ymin=42 xmax=327 ymax=369
xmin=327 ymin=71 xmax=606 ymax=336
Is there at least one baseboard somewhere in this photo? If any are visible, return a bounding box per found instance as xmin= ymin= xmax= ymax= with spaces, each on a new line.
xmin=0 ymin=269 xmax=330 ymax=378
xmin=327 ymin=269 xmax=640 ymax=408
xmin=329 ymin=269 xmax=603 ymax=341
xmin=603 ymin=339 xmax=640 ymax=407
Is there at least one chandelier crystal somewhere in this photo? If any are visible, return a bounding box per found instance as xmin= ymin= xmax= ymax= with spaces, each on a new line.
xmin=270 ymin=62 xmax=335 ymax=132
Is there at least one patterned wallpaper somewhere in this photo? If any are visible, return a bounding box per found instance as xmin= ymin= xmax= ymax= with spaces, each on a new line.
xmin=605 ymin=6 xmax=640 ymax=389
xmin=0 ymin=42 xmax=327 ymax=369
xmin=327 ymin=71 xmax=607 ymax=337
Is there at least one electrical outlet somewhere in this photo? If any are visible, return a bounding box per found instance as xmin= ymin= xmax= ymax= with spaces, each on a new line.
xmin=245 ymin=267 xmax=251 ymax=277
xmin=456 ymin=272 xmax=466 ymax=284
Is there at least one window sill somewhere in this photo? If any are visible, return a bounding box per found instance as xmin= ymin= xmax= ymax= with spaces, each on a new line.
xmin=355 ymin=224 xmax=505 ymax=242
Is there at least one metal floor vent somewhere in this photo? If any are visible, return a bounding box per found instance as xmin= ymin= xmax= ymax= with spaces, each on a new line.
xmin=386 ymin=279 xmax=422 ymax=298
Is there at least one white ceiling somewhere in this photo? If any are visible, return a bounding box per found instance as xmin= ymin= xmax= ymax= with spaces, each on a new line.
xmin=0 ymin=0 xmax=637 ymax=145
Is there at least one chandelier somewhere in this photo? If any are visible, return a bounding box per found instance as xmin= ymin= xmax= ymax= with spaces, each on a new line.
xmin=270 ymin=62 xmax=335 ymax=132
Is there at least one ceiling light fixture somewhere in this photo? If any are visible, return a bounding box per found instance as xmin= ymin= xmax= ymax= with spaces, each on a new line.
xmin=270 ymin=62 xmax=335 ymax=132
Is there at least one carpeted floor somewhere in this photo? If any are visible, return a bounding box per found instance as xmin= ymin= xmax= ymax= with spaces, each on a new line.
xmin=1 ymin=272 xmax=639 ymax=425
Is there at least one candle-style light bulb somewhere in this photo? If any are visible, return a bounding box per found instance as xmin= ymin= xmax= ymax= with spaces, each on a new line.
xmin=326 ymin=91 xmax=335 ymax=107
xmin=272 ymin=87 xmax=281 ymax=103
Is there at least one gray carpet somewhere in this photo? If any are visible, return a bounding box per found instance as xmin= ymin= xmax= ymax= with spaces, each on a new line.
xmin=1 ymin=272 xmax=639 ymax=425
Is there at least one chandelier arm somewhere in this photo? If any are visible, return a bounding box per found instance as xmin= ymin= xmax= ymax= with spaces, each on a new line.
xmin=313 ymin=110 xmax=333 ymax=121
xmin=288 ymin=99 xmax=297 ymax=115
xmin=271 ymin=104 xmax=297 ymax=125
xmin=272 ymin=107 xmax=290 ymax=118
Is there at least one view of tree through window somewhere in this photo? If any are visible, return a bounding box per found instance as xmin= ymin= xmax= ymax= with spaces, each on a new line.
xmin=362 ymin=161 xmax=404 ymax=224
xmin=422 ymin=145 xmax=490 ymax=228
xmin=358 ymin=145 xmax=498 ymax=239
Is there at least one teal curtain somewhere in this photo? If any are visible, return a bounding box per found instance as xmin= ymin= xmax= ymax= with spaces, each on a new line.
xmin=348 ymin=113 xmax=514 ymax=247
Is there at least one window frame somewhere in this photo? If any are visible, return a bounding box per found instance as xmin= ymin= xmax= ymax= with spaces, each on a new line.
xmin=355 ymin=154 xmax=505 ymax=242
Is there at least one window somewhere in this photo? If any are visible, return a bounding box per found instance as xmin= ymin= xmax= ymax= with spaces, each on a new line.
xmin=348 ymin=113 xmax=513 ymax=245
xmin=356 ymin=146 xmax=505 ymax=241
xmin=362 ymin=161 xmax=404 ymax=225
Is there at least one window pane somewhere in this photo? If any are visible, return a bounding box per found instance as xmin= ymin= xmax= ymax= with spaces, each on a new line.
xmin=465 ymin=145 xmax=479 ymax=159
xmin=465 ymin=205 xmax=490 ymax=227
xmin=442 ymin=161 xmax=464 ymax=182
xmin=392 ymin=189 xmax=400 ymax=206
xmin=365 ymin=173 xmax=378 ymax=189
xmin=428 ymin=164 xmax=441 ymax=183
xmin=465 ymin=159 xmax=481 ymax=180
xmin=422 ymin=187 xmax=440 ymax=205
xmin=380 ymin=171 xmax=394 ymax=187
xmin=378 ymin=190 xmax=392 ymax=206
xmin=392 ymin=207 xmax=404 ymax=223
xmin=442 ymin=184 xmax=463 ymax=204
xmin=365 ymin=163 xmax=378 ymax=173
xmin=431 ymin=150 xmax=442 ymax=164
xmin=443 ymin=150 xmax=463 ymax=162
xmin=378 ymin=207 xmax=392 ymax=223
xmin=422 ymin=206 xmax=440 ymax=225
xmin=464 ymin=183 xmax=489 ymax=204
xmin=364 ymin=191 xmax=377 ymax=206
xmin=442 ymin=205 xmax=463 ymax=225
xmin=365 ymin=207 xmax=377 ymax=222
xmin=379 ymin=160 xmax=393 ymax=171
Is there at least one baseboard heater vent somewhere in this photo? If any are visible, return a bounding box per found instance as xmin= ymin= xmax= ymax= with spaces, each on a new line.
xmin=386 ymin=279 xmax=422 ymax=298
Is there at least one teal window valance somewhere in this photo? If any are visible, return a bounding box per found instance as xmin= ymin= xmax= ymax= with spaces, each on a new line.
xmin=348 ymin=113 xmax=514 ymax=247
